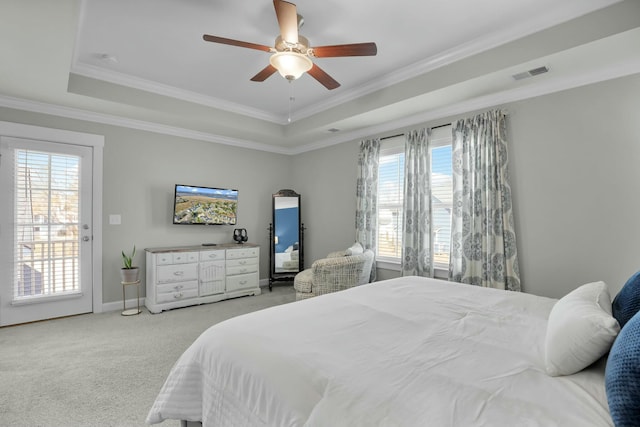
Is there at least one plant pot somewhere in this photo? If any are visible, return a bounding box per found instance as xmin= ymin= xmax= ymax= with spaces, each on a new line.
xmin=120 ymin=267 xmax=140 ymax=283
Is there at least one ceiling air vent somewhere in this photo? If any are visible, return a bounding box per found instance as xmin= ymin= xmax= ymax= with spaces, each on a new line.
xmin=512 ymin=66 xmax=549 ymax=81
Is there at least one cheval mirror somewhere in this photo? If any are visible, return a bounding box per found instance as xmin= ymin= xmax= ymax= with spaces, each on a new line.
xmin=269 ymin=189 xmax=304 ymax=291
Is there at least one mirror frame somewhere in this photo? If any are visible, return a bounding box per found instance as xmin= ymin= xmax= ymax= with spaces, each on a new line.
xmin=269 ymin=189 xmax=303 ymax=290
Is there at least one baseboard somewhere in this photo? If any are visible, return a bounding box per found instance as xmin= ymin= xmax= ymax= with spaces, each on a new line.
xmin=102 ymin=279 xmax=270 ymax=312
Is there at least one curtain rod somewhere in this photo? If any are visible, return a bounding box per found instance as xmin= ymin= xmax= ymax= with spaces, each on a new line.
xmin=380 ymin=123 xmax=452 ymax=140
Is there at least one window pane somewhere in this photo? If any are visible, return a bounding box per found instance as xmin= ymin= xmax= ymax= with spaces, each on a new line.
xmin=14 ymin=150 xmax=81 ymax=299
xmin=377 ymin=150 xmax=404 ymax=259
xmin=431 ymin=145 xmax=452 ymax=268
xmin=377 ymin=134 xmax=452 ymax=269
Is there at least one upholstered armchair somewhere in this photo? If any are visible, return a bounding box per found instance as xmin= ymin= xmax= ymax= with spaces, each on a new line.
xmin=293 ymin=243 xmax=374 ymax=301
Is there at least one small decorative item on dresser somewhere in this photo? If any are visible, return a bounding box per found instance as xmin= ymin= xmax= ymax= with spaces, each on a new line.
xmin=233 ymin=228 xmax=248 ymax=244
xmin=120 ymin=245 xmax=140 ymax=283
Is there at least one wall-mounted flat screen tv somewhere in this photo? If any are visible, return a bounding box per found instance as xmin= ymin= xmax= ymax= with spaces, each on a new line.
xmin=173 ymin=184 xmax=238 ymax=225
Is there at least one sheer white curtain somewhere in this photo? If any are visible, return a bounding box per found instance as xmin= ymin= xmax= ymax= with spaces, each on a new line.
xmin=402 ymin=128 xmax=433 ymax=277
xmin=356 ymin=139 xmax=380 ymax=280
xmin=448 ymin=110 xmax=521 ymax=291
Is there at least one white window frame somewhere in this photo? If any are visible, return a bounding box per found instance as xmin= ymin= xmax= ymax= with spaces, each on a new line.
xmin=376 ymin=126 xmax=452 ymax=277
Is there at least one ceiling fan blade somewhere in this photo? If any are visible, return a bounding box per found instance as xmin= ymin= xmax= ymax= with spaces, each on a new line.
xmin=273 ymin=0 xmax=298 ymax=45
xmin=311 ymin=42 xmax=378 ymax=58
xmin=203 ymin=34 xmax=272 ymax=53
xmin=307 ymin=64 xmax=340 ymax=90
xmin=250 ymin=65 xmax=278 ymax=82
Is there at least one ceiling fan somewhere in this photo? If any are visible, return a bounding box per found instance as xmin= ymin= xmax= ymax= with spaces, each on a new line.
xmin=202 ymin=0 xmax=377 ymax=90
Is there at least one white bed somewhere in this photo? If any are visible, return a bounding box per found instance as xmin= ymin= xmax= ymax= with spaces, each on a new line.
xmin=147 ymin=276 xmax=614 ymax=426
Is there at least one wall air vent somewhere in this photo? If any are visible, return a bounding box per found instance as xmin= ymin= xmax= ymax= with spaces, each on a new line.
xmin=512 ymin=66 xmax=549 ymax=81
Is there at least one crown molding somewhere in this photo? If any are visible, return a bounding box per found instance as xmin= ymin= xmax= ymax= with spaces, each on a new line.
xmin=69 ymin=63 xmax=285 ymax=125
xmin=289 ymin=0 xmax=622 ymax=122
xmin=70 ymin=1 xmax=620 ymax=126
xmin=1 ymin=51 xmax=637 ymax=157
xmin=0 ymin=95 xmax=290 ymax=154
xmin=289 ymin=56 xmax=640 ymax=154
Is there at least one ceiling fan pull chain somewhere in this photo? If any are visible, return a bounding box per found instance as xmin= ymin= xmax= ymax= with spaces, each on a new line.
xmin=288 ymin=81 xmax=295 ymax=123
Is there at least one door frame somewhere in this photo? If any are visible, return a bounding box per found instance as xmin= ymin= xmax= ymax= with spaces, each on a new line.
xmin=0 ymin=121 xmax=104 ymax=314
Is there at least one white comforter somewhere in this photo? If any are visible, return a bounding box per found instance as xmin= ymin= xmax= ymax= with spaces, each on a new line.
xmin=147 ymin=276 xmax=613 ymax=427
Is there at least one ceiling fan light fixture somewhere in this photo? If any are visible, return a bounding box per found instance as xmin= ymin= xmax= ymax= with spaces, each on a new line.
xmin=269 ymin=51 xmax=312 ymax=80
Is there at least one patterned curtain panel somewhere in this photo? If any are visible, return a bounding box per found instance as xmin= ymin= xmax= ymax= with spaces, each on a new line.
xmin=356 ymin=139 xmax=380 ymax=281
xmin=448 ymin=110 xmax=521 ymax=291
xmin=402 ymin=128 xmax=433 ymax=277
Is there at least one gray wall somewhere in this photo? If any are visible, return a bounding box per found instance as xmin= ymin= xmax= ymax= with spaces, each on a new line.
xmin=0 ymin=109 xmax=291 ymax=304
xmin=100 ymin=127 xmax=291 ymax=303
xmin=508 ymin=74 xmax=640 ymax=298
xmin=291 ymin=141 xmax=360 ymax=265
xmin=292 ymin=73 xmax=640 ymax=299
xmin=1 ymin=72 xmax=639 ymax=305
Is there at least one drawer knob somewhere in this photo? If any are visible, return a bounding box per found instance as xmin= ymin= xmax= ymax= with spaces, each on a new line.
xmin=174 ymin=285 xmax=183 ymax=290
xmin=240 ymin=280 xmax=247 ymax=285
xmin=174 ymin=292 xmax=183 ymax=299
xmin=174 ymin=271 xmax=184 ymax=276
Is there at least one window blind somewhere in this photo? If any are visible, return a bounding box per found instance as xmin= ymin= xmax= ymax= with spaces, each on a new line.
xmin=430 ymin=144 xmax=453 ymax=269
xmin=377 ymin=137 xmax=404 ymax=259
xmin=14 ymin=149 xmax=81 ymax=300
xmin=376 ymin=128 xmax=453 ymax=269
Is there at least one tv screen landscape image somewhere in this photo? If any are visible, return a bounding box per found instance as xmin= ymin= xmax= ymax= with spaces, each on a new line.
xmin=173 ymin=184 xmax=238 ymax=225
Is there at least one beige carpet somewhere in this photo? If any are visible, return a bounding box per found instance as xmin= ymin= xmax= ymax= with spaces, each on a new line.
xmin=0 ymin=285 xmax=296 ymax=427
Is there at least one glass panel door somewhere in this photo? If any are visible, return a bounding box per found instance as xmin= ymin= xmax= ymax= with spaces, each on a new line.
xmin=0 ymin=137 xmax=93 ymax=326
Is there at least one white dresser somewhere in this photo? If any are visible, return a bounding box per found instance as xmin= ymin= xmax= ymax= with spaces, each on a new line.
xmin=145 ymin=244 xmax=260 ymax=313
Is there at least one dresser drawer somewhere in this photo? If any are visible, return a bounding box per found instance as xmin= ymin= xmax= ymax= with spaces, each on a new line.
xmin=156 ymin=251 xmax=198 ymax=265
xmin=156 ymin=286 xmax=199 ymax=304
xmin=226 ymin=272 xmax=258 ymax=292
xmin=226 ymin=257 xmax=257 ymax=268
xmin=157 ymin=280 xmax=198 ymax=294
xmin=226 ymin=247 xmax=259 ymax=260
xmin=226 ymin=258 xmax=258 ymax=276
xmin=200 ymin=250 xmax=225 ymax=261
xmin=156 ymin=252 xmax=173 ymax=265
xmin=173 ymin=251 xmax=198 ymax=263
xmin=157 ymin=263 xmax=198 ymax=284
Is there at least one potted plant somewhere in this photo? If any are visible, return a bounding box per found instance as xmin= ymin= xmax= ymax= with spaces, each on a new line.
xmin=120 ymin=245 xmax=139 ymax=283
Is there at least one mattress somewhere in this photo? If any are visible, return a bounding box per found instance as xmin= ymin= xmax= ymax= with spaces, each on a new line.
xmin=147 ymin=276 xmax=613 ymax=426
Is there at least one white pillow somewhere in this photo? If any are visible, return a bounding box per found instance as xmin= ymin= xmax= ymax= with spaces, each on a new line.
xmin=345 ymin=242 xmax=364 ymax=256
xmin=357 ymin=250 xmax=375 ymax=286
xmin=544 ymin=281 xmax=620 ymax=376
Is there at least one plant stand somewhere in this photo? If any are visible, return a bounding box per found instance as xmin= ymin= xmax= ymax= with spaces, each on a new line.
xmin=121 ymin=280 xmax=141 ymax=316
